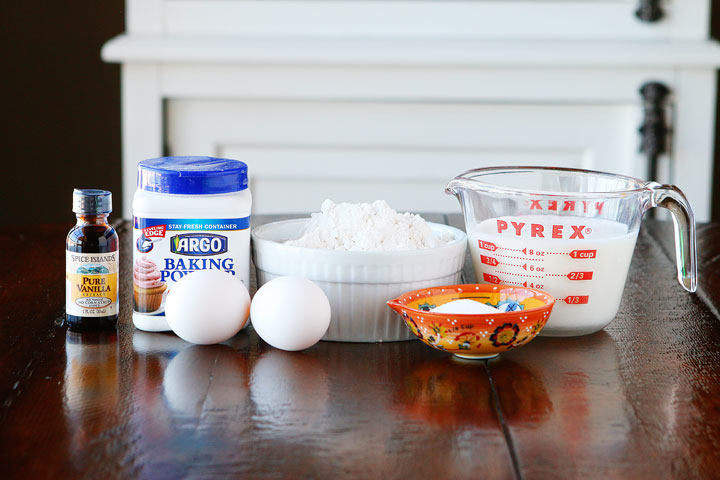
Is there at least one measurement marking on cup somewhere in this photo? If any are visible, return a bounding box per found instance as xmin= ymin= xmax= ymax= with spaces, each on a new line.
xmin=481 ymin=255 xmax=499 ymax=266
xmin=481 ymin=255 xmax=529 ymax=268
xmin=495 ymin=253 xmax=544 ymax=262
xmin=478 ymin=240 xmax=498 ymax=251
xmin=568 ymin=272 xmax=593 ymax=280
xmin=478 ymin=240 xmax=543 ymax=256
xmin=569 ymin=249 xmax=597 ymax=259
xmin=563 ymin=295 xmax=590 ymax=304
xmin=483 ymin=273 xmax=526 ymax=287
xmin=544 ymin=272 xmax=594 ymax=280
xmin=500 ymin=262 xmax=526 ymax=268
xmin=483 ymin=273 xmax=501 ymax=284
xmin=495 ymin=271 xmax=545 ymax=279
xmin=479 ymin=240 xmax=597 ymax=295
xmin=478 ymin=241 xmax=547 ymax=260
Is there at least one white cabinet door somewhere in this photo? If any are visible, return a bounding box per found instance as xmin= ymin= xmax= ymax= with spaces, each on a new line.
xmin=130 ymin=0 xmax=709 ymax=40
xmin=166 ymin=100 xmax=642 ymax=214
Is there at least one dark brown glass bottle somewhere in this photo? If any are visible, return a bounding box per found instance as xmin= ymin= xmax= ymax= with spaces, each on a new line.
xmin=66 ymin=189 xmax=119 ymax=331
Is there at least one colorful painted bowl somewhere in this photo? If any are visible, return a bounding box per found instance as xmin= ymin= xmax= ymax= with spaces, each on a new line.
xmin=386 ymin=284 xmax=555 ymax=360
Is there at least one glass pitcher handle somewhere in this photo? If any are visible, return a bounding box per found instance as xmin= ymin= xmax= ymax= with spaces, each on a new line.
xmin=647 ymin=183 xmax=697 ymax=292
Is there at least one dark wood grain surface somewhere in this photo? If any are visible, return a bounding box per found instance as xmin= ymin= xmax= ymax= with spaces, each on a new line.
xmin=1 ymin=216 xmax=719 ymax=479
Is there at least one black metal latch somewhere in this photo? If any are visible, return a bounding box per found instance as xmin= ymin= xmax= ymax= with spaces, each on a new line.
xmin=635 ymin=0 xmax=664 ymax=23
xmin=639 ymin=82 xmax=671 ymax=182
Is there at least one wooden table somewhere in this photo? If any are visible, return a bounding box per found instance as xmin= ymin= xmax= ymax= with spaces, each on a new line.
xmin=2 ymin=215 xmax=720 ymax=479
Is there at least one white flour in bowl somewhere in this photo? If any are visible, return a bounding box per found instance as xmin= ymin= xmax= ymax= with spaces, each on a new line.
xmin=285 ymin=200 xmax=453 ymax=251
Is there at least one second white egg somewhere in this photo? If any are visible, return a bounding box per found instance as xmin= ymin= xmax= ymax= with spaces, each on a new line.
xmin=250 ymin=276 xmax=331 ymax=351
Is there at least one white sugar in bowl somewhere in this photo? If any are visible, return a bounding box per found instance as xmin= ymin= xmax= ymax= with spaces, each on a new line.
xmin=251 ymin=219 xmax=467 ymax=342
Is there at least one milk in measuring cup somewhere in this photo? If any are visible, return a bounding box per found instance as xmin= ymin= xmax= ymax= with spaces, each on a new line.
xmin=468 ymin=215 xmax=638 ymax=336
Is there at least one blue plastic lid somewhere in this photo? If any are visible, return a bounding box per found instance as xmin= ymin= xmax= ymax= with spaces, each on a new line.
xmin=137 ymin=156 xmax=248 ymax=195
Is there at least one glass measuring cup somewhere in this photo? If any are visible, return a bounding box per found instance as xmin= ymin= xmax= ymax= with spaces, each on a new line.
xmin=446 ymin=166 xmax=697 ymax=337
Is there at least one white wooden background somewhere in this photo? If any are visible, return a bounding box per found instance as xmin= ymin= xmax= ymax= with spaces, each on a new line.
xmin=104 ymin=0 xmax=720 ymax=220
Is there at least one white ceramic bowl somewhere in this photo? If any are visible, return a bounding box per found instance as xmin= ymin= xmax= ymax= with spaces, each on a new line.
xmin=251 ymin=219 xmax=467 ymax=342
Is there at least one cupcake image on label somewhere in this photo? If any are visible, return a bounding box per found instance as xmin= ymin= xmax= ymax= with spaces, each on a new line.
xmin=133 ymin=256 xmax=167 ymax=312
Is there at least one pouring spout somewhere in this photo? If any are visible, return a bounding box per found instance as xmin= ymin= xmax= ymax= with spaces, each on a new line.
xmin=445 ymin=177 xmax=479 ymax=198
xmin=386 ymin=299 xmax=404 ymax=316
xmin=445 ymin=178 xmax=464 ymax=197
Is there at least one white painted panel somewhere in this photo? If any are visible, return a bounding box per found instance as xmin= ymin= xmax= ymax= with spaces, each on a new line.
xmin=159 ymin=64 xmax=675 ymax=103
xmin=127 ymin=0 xmax=164 ymax=34
xmin=166 ymin=100 xmax=643 ymax=214
xmin=221 ymin=146 xmax=583 ymax=214
xmin=121 ymin=64 xmax=163 ymax=218
xmin=160 ymin=0 xmax=694 ymax=40
xmin=665 ymin=0 xmax=711 ymax=41
xmin=671 ymin=70 xmax=716 ymax=222
xmin=166 ymin=100 xmax=637 ymax=153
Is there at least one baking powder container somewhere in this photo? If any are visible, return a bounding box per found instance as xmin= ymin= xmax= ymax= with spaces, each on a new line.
xmin=132 ymin=156 xmax=251 ymax=332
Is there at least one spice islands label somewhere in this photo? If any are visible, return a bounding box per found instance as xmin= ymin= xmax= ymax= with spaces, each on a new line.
xmin=66 ymin=251 xmax=119 ymax=317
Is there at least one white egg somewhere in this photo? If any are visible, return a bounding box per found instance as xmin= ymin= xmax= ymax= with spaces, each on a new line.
xmin=165 ymin=270 xmax=250 ymax=345
xmin=250 ymin=276 xmax=331 ymax=351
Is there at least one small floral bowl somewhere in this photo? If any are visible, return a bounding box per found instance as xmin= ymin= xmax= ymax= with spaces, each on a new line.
xmin=387 ymin=284 xmax=554 ymax=360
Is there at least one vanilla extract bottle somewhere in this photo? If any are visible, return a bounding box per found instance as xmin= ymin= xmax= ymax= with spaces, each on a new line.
xmin=65 ymin=189 xmax=119 ymax=331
